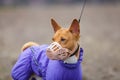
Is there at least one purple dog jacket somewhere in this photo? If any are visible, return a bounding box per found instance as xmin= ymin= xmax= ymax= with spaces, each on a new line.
xmin=11 ymin=45 xmax=83 ymax=80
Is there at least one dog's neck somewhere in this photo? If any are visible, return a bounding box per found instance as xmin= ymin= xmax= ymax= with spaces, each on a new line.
xmin=70 ymin=44 xmax=79 ymax=57
xmin=64 ymin=43 xmax=80 ymax=64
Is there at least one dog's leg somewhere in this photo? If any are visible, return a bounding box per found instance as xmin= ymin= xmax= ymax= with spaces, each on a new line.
xmin=29 ymin=74 xmax=42 ymax=80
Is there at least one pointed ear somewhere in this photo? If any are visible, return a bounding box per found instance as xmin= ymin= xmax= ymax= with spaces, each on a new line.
xmin=51 ymin=19 xmax=61 ymax=33
xmin=69 ymin=19 xmax=80 ymax=35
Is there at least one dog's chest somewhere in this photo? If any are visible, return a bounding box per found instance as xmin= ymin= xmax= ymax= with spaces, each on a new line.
xmin=46 ymin=60 xmax=82 ymax=80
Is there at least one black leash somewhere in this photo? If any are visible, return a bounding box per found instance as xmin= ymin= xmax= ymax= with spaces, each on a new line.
xmin=78 ymin=0 xmax=87 ymax=23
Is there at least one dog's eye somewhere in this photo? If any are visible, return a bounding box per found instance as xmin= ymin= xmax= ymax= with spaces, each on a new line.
xmin=61 ymin=38 xmax=66 ymax=42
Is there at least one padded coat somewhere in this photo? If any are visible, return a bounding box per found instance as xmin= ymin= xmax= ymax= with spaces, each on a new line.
xmin=11 ymin=45 xmax=83 ymax=80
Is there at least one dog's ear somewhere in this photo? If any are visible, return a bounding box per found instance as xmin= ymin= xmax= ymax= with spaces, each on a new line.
xmin=69 ymin=19 xmax=80 ymax=35
xmin=51 ymin=19 xmax=61 ymax=33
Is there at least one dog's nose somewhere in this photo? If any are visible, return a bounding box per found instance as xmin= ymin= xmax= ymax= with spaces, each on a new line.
xmin=48 ymin=42 xmax=62 ymax=51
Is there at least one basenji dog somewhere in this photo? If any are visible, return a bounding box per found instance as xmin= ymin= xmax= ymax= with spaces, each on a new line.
xmin=12 ymin=19 xmax=83 ymax=80
xmin=22 ymin=19 xmax=80 ymax=61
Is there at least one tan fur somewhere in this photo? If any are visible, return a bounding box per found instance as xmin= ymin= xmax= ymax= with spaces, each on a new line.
xmin=51 ymin=19 xmax=80 ymax=58
xmin=21 ymin=42 xmax=39 ymax=51
xmin=21 ymin=19 xmax=80 ymax=58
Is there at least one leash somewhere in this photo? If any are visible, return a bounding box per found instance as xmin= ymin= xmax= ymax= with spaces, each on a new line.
xmin=78 ymin=0 xmax=87 ymax=23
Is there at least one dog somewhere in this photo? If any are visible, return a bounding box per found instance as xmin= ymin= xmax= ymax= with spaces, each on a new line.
xmin=11 ymin=19 xmax=83 ymax=80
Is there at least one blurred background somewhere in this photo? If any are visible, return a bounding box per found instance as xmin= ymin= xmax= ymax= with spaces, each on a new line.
xmin=0 ymin=0 xmax=120 ymax=80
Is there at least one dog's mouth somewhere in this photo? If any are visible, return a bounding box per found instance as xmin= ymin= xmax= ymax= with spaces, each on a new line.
xmin=46 ymin=42 xmax=69 ymax=60
xmin=46 ymin=42 xmax=79 ymax=60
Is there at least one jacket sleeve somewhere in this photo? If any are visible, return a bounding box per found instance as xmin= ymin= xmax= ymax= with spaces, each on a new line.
xmin=11 ymin=48 xmax=33 ymax=80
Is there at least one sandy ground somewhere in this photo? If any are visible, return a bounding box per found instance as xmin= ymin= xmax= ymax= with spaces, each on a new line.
xmin=0 ymin=3 xmax=120 ymax=80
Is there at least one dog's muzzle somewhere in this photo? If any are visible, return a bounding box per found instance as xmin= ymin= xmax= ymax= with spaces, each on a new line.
xmin=46 ymin=42 xmax=70 ymax=60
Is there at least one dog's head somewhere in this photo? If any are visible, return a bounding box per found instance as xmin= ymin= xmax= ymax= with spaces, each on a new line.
xmin=51 ymin=19 xmax=80 ymax=51
xmin=46 ymin=19 xmax=80 ymax=60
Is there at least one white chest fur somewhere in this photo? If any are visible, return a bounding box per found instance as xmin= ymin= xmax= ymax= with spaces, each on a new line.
xmin=64 ymin=55 xmax=78 ymax=64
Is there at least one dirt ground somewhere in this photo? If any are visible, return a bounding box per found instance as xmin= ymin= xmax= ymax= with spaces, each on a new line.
xmin=0 ymin=3 xmax=120 ymax=80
